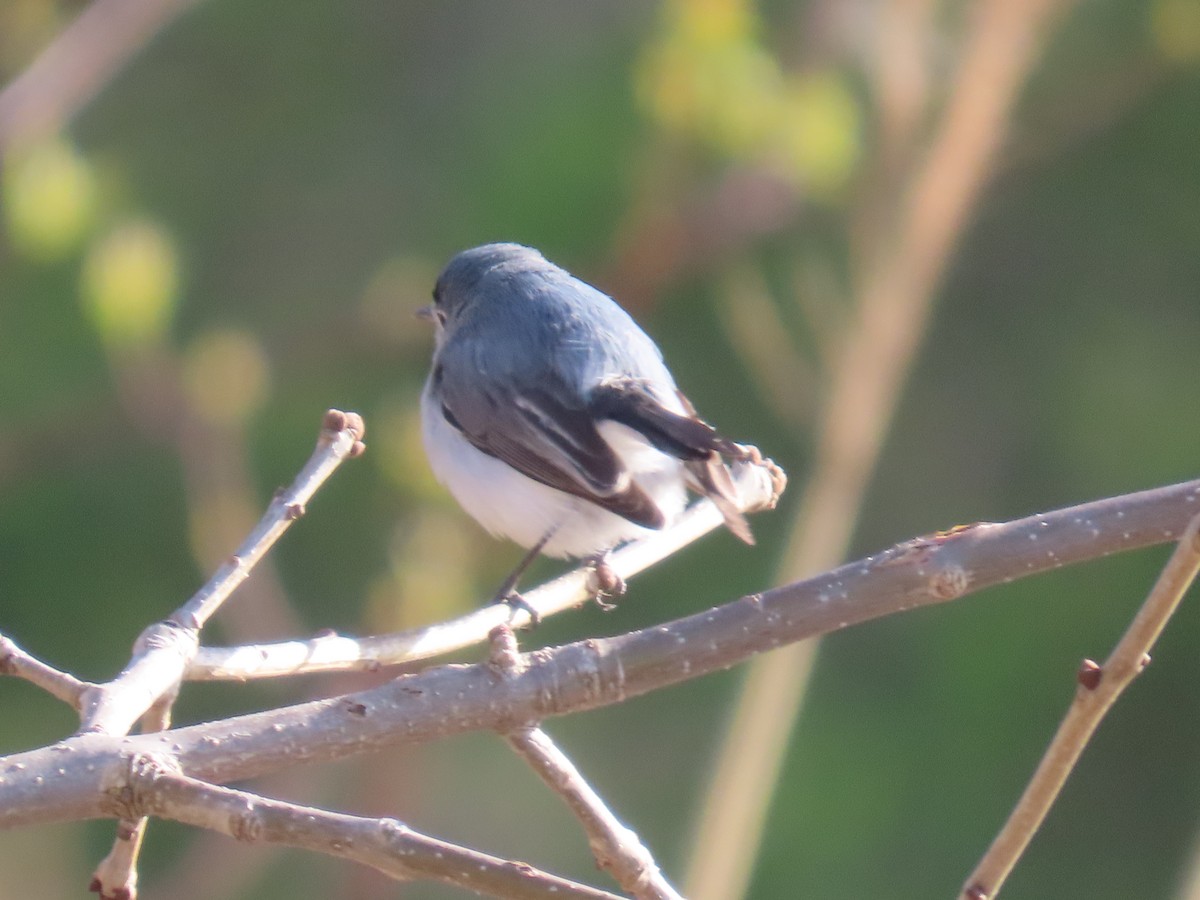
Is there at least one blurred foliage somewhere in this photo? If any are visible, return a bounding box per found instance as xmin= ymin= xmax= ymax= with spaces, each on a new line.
xmin=0 ymin=1 xmax=1198 ymax=899
xmin=637 ymin=0 xmax=860 ymax=195
xmin=1153 ymin=0 xmax=1200 ymax=63
xmin=3 ymin=137 xmax=97 ymax=260
xmin=81 ymin=217 xmax=179 ymax=348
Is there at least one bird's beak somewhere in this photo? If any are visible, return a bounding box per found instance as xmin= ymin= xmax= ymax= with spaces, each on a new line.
xmin=415 ymin=305 xmax=436 ymax=322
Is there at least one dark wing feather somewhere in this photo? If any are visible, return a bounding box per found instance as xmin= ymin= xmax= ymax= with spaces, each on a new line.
xmin=590 ymin=379 xmax=754 ymax=545
xmin=436 ymin=364 xmax=666 ymax=529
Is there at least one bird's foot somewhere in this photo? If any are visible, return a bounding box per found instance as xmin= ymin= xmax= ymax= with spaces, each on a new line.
xmin=494 ymin=591 xmax=541 ymax=629
xmin=586 ymin=553 xmax=626 ymax=611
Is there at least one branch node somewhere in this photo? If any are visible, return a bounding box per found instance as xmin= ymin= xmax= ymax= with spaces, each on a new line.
xmin=229 ymin=803 xmax=264 ymax=842
xmin=964 ymin=884 xmax=990 ymax=900
xmin=929 ymin=564 xmax=972 ymax=600
xmin=1076 ymin=659 xmax=1102 ymax=691
xmin=88 ymin=877 xmax=134 ymax=899
xmin=115 ymin=820 xmax=140 ymax=842
xmin=285 ymin=502 xmax=306 ymax=521
xmin=378 ymin=818 xmax=410 ymax=841
xmin=136 ymin=619 xmax=199 ymax=653
xmin=488 ymin=625 xmax=523 ymax=676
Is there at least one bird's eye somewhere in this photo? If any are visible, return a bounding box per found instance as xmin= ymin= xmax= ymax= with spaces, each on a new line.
xmin=429 ymin=287 xmax=449 ymax=325
xmin=415 ymin=303 xmax=446 ymax=325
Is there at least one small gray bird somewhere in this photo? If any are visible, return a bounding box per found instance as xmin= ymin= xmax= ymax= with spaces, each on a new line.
xmin=419 ymin=243 xmax=754 ymax=609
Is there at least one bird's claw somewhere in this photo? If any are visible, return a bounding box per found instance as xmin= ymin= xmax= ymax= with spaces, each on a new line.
xmin=586 ymin=554 xmax=626 ymax=611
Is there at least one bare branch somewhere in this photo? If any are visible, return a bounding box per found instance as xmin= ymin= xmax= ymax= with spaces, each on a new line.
xmin=78 ymin=409 xmax=365 ymax=735
xmin=0 ymin=633 xmax=89 ymax=708
xmin=507 ymin=727 xmax=681 ymax=900
xmin=135 ymin=765 xmax=627 ymax=899
xmin=961 ymin=512 xmax=1200 ymax=900
xmin=92 ymin=695 xmax=175 ymax=900
xmin=2 ymin=477 xmax=1193 ymax=827
xmin=90 ymin=817 xmax=146 ymax=900
xmin=186 ymin=454 xmax=784 ymax=681
xmin=486 ymin=625 xmax=680 ymax=899
xmin=1 ymin=475 xmax=1195 ymax=900
xmin=174 ymin=478 xmax=1200 ymax=784
xmin=175 ymin=409 xmax=366 ymax=631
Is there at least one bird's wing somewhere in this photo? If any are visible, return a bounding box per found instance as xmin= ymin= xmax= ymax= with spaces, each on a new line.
xmin=590 ymin=378 xmax=755 ymax=545
xmin=433 ymin=359 xmax=667 ymax=529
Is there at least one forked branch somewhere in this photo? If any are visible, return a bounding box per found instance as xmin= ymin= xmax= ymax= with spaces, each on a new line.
xmin=76 ymin=409 xmax=365 ymax=736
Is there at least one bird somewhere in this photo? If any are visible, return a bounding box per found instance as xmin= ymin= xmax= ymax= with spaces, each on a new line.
xmin=418 ymin=242 xmax=756 ymax=615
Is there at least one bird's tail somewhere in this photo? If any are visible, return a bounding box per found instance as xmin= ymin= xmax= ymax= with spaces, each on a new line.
xmin=590 ymin=378 xmax=757 ymax=543
xmin=685 ymin=454 xmax=755 ymax=545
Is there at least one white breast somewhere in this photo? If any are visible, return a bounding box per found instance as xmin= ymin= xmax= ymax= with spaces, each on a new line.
xmin=419 ymin=380 xmax=687 ymax=559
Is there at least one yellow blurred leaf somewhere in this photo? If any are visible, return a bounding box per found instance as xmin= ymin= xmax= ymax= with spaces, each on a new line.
xmin=3 ymin=137 xmax=97 ymax=261
xmin=80 ymin=219 xmax=179 ymax=348
xmin=668 ymin=0 xmax=756 ymax=46
xmin=638 ymin=36 xmax=782 ymax=156
xmin=1152 ymin=0 xmax=1200 ymax=63
xmin=774 ymin=72 xmax=861 ymax=196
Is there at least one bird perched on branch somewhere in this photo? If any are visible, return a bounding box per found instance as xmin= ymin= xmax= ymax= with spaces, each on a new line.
xmin=418 ymin=242 xmax=767 ymax=616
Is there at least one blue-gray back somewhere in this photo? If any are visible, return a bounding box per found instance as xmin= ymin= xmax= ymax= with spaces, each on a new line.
xmin=439 ymin=245 xmax=675 ymax=399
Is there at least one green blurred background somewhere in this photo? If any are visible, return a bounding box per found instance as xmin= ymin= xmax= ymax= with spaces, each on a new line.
xmin=2 ymin=0 xmax=1199 ymax=898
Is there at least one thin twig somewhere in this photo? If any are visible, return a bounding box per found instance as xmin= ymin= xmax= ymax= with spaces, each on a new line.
xmin=132 ymin=765 xmax=626 ymax=900
xmin=176 ymin=409 xmax=366 ymax=631
xmin=186 ymin=455 xmax=784 ymax=681
xmin=507 ymin=727 xmax=682 ymax=900
xmin=138 ymin=768 xmax=314 ymax=900
xmin=91 ymin=694 xmax=175 ymax=899
xmin=78 ymin=409 xmax=365 ymax=735
xmin=961 ymin=512 xmax=1200 ymax=900
xmin=172 ymin=388 xmax=307 ymax=643
xmin=0 ymin=633 xmax=90 ymax=708
xmin=488 ymin=625 xmax=681 ymax=900
xmin=90 ymin=817 xmax=146 ymax=900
